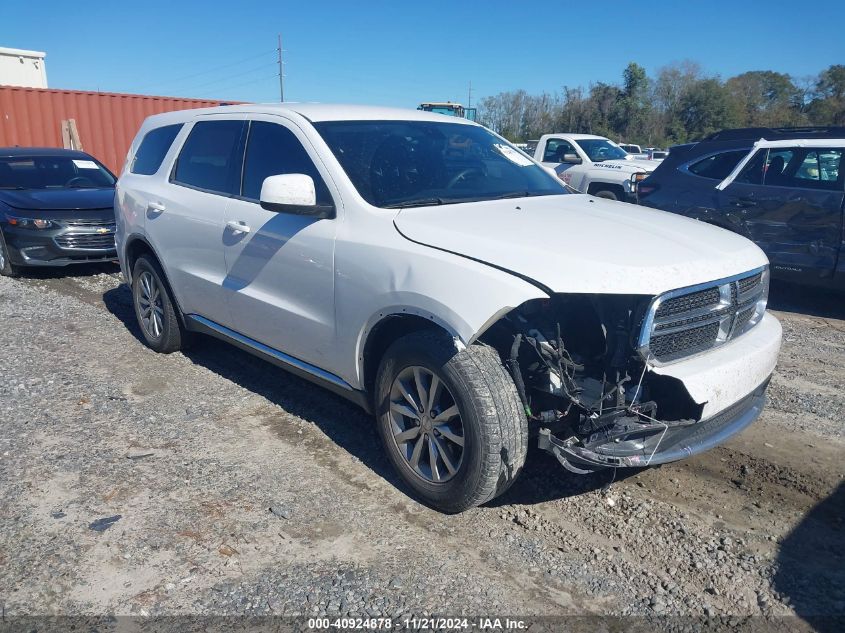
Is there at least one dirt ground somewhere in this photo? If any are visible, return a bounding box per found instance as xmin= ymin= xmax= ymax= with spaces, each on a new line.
xmin=0 ymin=264 xmax=842 ymax=630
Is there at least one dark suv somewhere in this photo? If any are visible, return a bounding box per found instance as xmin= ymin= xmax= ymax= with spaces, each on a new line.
xmin=0 ymin=148 xmax=117 ymax=276
xmin=638 ymin=127 xmax=845 ymax=289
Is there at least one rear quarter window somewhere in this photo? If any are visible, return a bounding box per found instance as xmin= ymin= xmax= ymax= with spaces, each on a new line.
xmin=131 ymin=124 xmax=183 ymax=175
xmin=686 ymin=150 xmax=749 ymax=180
xmin=790 ymin=149 xmax=843 ymax=190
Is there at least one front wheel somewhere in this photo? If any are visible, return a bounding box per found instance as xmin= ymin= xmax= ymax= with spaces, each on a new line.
xmin=0 ymin=229 xmax=20 ymax=277
xmin=592 ymin=188 xmax=620 ymax=201
xmin=375 ymin=331 xmax=527 ymax=513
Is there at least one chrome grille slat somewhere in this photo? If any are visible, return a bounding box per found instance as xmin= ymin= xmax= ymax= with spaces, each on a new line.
xmin=653 ymin=302 xmax=732 ymax=329
xmin=653 ymin=314 xmax=724 ymax=337
xmin=639 ymin=267 xmax=769 ymax=364
xmin=63 ymin=219 xmax=116 ymax=228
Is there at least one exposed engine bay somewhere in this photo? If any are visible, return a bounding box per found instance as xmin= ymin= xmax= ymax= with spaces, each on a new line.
xmin=480 ymin=295 xmax=706 ymax=473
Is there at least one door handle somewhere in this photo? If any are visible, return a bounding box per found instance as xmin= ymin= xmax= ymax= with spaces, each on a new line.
xmin=731 ymin=198 xmax=757 ymax=208
xmin=226 ymin=220 xmax=251 ymax=234
xmin=147 ymin=201 xmax=166 ymax=213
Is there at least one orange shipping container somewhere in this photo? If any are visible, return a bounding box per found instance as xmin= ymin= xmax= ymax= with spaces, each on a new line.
xmin=0 ymin=85 xmax=237 ymax=174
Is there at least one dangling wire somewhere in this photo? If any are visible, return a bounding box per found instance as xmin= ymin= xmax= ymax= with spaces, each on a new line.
xmin=631 ymin=354 xmax=651 ymax=404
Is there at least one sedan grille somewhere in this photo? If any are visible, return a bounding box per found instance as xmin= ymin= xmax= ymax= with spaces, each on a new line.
xmin=63 ymin=217 xmax=115 ymax=228
xmin=640 ymin=267 xmax=769 ymax=363
xmin=55 ymin=231 xmax=116 ymax=250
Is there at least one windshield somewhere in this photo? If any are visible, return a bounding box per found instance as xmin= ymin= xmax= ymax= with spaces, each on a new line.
xmin=313 ymin=121 xmax=566 ymax=208
xmin=0 ymin=155 xmax=115 ymax=190
xmin=574 ymin=139 xmax=628 ymax=162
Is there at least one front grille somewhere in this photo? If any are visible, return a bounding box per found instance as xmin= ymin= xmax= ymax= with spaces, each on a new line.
xmin=650 ymin=321 xmax=721 ymax=359
xmin=738 ymin=272 xmax=762 ymax=296
xmin=640 ymin=267 xmax=768 ymax=363
xmin=55 ymin=232 xmax=116 ymax=250
xmin=64 ymin=218 xmax=115 ymax=228
xmin=655 ymin=287 xmax=720 ymax=319
xmin=731 ymin=305 xmax=756 ymax=335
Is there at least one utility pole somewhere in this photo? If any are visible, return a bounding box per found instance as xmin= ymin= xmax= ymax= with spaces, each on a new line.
xmin=277 ymin=33 xmax=285 ymax=102
xmin=467 ymin=80 xmax=473 ymax=108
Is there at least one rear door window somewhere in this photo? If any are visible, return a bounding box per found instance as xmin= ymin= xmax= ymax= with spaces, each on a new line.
xmin=131 ymin=124 xmax=183 ymax=175
xmin=240 ymin=121 xmax=332 ymax=204
xmin=687 ymin=149 xmax=749 ymax=180
xmin=172 ymin=120 xmax=246 ymax=195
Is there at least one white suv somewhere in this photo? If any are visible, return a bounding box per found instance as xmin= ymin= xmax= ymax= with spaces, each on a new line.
xmin=115 ymin=104 xmax=782 ymax=513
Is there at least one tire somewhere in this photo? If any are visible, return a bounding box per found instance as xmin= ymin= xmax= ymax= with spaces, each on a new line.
xmin=592 ymin=188 xmax=620 ymax=201
xmin=375 ymin=330 xmax=527 ymax=513
xmin=0 ymin=229 xmax=20 ymax=277
xmin=131 ymin=254 xmax=188 ymax=353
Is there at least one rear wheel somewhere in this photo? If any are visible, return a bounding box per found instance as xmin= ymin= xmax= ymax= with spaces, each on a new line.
xmin=131 ymin=254 xmax=188 ymax=353
xmin=0 ymin=229 xmax=20 ymax=277
xmin=375 ymin=330 xmax=527 ymax=513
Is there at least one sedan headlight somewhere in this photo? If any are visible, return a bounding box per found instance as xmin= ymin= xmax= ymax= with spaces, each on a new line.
xmin=5 ymin=214 xmax=55 ymax=229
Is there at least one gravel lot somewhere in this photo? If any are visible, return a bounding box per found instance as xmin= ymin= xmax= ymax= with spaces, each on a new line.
xmin=0 ymin=264 xmax=843 ymax=630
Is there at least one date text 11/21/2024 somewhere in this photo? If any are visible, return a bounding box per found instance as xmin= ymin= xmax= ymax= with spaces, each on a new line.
xmin=306 ymin=617 xmax=528 ymax=630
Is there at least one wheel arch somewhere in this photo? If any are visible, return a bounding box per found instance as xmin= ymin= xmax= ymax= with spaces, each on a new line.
xmin=123 ymin=234 xmax=189 ymax=327
xmin=124 ymin=234 xmax=161 ymax=284
xmin=587 ymin=181 xmax=626 ymax=199
xmin=359 ymin=309 xmax=463 ymax=405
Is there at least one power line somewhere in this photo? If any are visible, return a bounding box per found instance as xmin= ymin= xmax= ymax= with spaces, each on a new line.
xmin=136 ymin=49 xmax=276 ymax=93
xmin=174 ymin=62 xmax=277 ymax=93
xmin=192 ymin=73 xmax=280 ymax=99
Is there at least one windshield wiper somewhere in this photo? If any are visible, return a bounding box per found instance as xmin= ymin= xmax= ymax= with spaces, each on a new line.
xmin=383 ymin=197 xmax=446 ymax=209
xmin=0 ymin=186 xmax=27 ymax=190
xmin=490 ymin=191 xmax=533 ymax=200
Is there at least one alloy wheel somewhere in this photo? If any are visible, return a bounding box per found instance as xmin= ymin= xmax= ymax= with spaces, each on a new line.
xmin=389 ymin=366 xmax=465 ymax=483
xmin=137 ymin=271 xmax=164 ymax=339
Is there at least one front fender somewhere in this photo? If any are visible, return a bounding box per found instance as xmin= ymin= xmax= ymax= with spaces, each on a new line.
xmin=334 ymin=237 xmax=547 ymax=388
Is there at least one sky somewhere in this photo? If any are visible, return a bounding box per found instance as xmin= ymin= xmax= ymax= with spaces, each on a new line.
xmin=3 ymin=0 xmax=844 ymax=108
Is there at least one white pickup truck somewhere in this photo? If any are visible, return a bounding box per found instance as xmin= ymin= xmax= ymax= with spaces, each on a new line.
xmin=533 ymin=133 xmax=658 ymax=201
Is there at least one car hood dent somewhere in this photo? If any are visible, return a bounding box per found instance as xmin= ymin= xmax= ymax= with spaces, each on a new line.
xmin=393 ymin=195 xmax=769 ymax=296
xmin=0 ymin=188 xmax=114 ymax=211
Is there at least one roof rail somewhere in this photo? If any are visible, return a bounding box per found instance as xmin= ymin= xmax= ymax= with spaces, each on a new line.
xmin=703 ymin=127 xmax=845 ymax=141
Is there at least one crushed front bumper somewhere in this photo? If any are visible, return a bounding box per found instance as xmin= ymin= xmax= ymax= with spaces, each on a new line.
xmin=539 ymin=311 xmax=781 ymax=473
xmin=539 ymin=379 xmax=769 ymax=472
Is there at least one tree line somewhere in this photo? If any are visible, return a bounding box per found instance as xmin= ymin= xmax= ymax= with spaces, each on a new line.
xmin=477 ymin=62 xmax=845 ymax=147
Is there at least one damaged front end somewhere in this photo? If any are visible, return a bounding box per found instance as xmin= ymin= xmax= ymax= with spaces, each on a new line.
xmin=479 ymin=268 xmax=772 ymax=473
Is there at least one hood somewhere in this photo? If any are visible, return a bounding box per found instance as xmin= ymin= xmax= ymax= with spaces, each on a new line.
xmin=393 ymin=195 xmax=768 ymax=296
xmin=0 ymin=187 xmax=114 ymax=211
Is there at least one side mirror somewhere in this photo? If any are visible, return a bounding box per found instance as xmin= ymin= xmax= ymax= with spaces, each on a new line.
xmin=562 ymin=153 xmax=582 ymax=165
xmin=259 ymin=174 xmax=334 ymax=218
